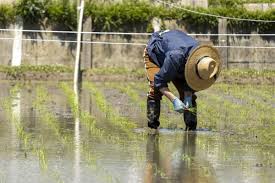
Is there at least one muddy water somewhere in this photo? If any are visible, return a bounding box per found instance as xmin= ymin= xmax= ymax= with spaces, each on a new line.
xmin=0 ymin=82 xmax=274 ymax=183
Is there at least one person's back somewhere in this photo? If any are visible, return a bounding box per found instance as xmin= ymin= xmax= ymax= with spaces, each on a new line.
xmin=146 ymin=30 xmax=199 ymax=67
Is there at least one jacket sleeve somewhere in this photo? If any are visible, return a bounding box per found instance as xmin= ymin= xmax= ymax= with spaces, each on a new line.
xmin=154 ymin=50 xmax=185 ymax=89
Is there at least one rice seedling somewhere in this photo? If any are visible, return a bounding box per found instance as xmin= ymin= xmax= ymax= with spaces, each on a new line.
xmin=0 ymin=171 xmax=5 ymax=183
xmin=35 ymin=84 xmax=121 ymax=182
xmin=0 ymin=84 xmax=48 ymax=171
xmin=235 ymin=85 xmax=275 ymax=104
xmin=50 ymin=171 xmax=65 ymax=183
xmin=32 ymin=86 xmax=74 ymax=145
xmin=59 ymin=82 xmax=130 ymax=145
xmin=83 ymin=82 xmax=138 ymax=135
xmin=197 ymin=85 xmax=274 ymax=144
xmin=59 ymin=82 xmax=147 ymax=166
xmin=34 ymin=84 xmax=121 ymax=183
xmin=215 ymin=84 xmax=275 ymax=112
xmin=211 ymin=84 xmax=275 ymax=127
xmin=106 ymin=82 xmax=183 ymax=129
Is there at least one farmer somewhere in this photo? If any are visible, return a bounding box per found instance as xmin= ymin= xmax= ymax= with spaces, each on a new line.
xmin=143 ymin=29 xmax=222 ymax=130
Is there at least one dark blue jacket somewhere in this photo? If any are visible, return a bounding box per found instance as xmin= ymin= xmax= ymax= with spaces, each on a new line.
xmin=146 ymin=30 xmax=199 ymax=89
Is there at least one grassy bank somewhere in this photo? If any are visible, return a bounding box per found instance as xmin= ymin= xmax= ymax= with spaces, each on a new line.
xmin=0 ymin=65 xmax=274 ymax=84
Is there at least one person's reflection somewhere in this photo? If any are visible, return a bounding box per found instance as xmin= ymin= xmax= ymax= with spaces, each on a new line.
xmin=144 ymin=134 xmax=161 ymax=183
xmin=177 ymin=132 xmax=198 ymax=182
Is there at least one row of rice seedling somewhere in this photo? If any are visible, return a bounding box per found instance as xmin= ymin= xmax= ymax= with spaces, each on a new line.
xmin=107 ymin=82 xmax=183 ymax=129
xmin=59 ymin=82 xmax=133 ymax=146
xmin=214 ymin=84 xmax=275 ymax=108
xmin=33 ymin=86 xmax=74 ymax=145
xmin=235 ymin=85 xmax=275 ymax=104
xmin=71 ymin=83 xmax=166 ymax=178
xmin=99 ymin=82 xmax=192 ymax=179
xmin=211 ymin=84 xmax=275 ymax=126
xmin=0 ymin=84 xmax=48 ymax=171
xmin=123 ymin=81 xmax=273 ymax=134
xmin=214 ymin=84 xmax=275 ymax=135
xmin=198 ymin=87 xmax=274 ymax=144
xmin=33 ymin=84 xmax=121 ymax=183
xmin=83 ymin=82 xmax=143 ymax=139
xmin=0 ymin=170 xmax=5 ymax=183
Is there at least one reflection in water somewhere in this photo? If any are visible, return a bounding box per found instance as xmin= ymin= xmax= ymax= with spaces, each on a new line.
xmin=144 ymin=134 xmax=161 ymax=183
xmin=10 ymin=90 xmax=21 ymax=183
xmin=0 ymin=82 xmax=274 ymax=183
xmin=144 ymin=132 xmax=216 ymax=183
xmin=177 ymin=133 xmax=198 ymax=182
xmin=73 ymin=88 xmax=81 ymax=183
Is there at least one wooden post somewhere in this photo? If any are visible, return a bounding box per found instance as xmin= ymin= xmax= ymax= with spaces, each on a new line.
xmin=218 ymin=18 xmax=228 ymax=69
xmin=81 ymin=17 xmax=93 ymax=70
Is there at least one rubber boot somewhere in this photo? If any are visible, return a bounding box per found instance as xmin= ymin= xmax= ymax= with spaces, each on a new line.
xmin=183 ymin=96 xmax=197 ymax=131
xmin=147 ymin=98 xmax=160 ymax=129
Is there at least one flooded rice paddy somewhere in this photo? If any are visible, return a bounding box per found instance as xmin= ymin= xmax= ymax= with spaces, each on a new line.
xmin=0 ymin=81 xmax=274 ymax=183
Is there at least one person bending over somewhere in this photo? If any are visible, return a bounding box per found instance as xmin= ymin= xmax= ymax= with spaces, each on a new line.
xmin=143 ymin=30 xmax=222 ymax=130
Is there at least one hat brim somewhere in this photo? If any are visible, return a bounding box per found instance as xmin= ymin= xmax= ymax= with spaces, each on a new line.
xmin=185 ymin=45 xmax=222 ymax=91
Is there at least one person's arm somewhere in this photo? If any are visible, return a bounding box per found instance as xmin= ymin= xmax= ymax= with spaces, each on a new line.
xmin=160 ymin=87 xmax=186 ymax=113
xmin=159 ymin=87 xmax=176 ymax=102
xmin=154 ymin=51 xmax=186 ymax=113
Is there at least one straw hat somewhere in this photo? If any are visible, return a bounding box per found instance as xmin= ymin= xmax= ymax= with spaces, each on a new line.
xmin=185 ymin=45 xmax=222 ymax=91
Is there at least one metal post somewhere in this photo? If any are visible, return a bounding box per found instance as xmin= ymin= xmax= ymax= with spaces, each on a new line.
xmin=73 ymin=1 xmax=83 ymax=181
xmin=74 ymin=0 xmax=85 ymax=94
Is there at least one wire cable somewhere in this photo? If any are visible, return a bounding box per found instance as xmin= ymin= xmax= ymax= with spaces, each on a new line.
xmin=0 ymin=37 xmax=147 ymax=46
xmin=0 ymin=37 xmax=274 ymax=49
xmin=1 ymin=28 xmax=275 ymax=36
xmin=0 ymin=29 xmax=152 ymax=35
xmin=155 ymin=0 xmax=275 ymax=23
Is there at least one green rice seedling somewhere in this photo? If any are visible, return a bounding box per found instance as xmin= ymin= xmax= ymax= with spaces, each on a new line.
xmin=107 ymin=82 xmax=183 ymax=129
xmin=0 ymin=85 xmax=48 ymax=171
xmin=84 ymin=82 xmax=137 ymax=132
xmin=80 ymin=111 xmax=127 ymax=145
xmin=59 ymin=82 xmax=148 ymax=167
xmin=211 ymin=83 xmax=275 ymax=126
xmin=33 ymin=86 xmax=73 ymax=145
xmin=248 ymin=86 xmax=275 ymax=104
xmin=59 ymin=82 xmax=79 ymax=117
xmin=198 ymin=85 xmax=274 ymax=144
xmin=0 ymin=170 xmax=6 ymax=183
xmin=106 ymin=82 xmax=146 ymax=110
xmin=215 ymin=83 xmax=275 ymax=112
xmin=34 ymin=84 xmax=121 ymax=183
xmin=50 ymin=171 xmax=65 ymax=183
xmin=59 ymin=82 xmax=130 ymax=145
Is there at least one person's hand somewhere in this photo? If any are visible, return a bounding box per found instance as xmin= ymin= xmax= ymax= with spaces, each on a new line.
xmin=172 ymin=98 xmax=185 ymax=113
xmin=183 ymin=96 xmax=192 ymax=109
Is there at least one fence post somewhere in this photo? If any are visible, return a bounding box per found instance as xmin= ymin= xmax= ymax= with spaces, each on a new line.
xmin=218 ymin=18 xmax=228 ymax=69
xmin=74 ymin=0 xmax=84 ymax=94
xmin=81 ymin=17 xmax=93 ymax=70
xmin=11 ymin=17 xmax=23 ymax=66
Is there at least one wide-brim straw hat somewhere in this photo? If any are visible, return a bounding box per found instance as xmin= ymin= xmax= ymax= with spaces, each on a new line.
xmin=185 ymin=45 xmax=222 ymax=91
